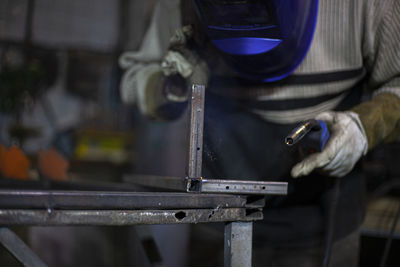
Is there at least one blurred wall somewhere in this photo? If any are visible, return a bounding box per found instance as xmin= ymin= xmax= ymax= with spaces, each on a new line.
xmin=1 ymin=1 xmax=190 ymax=266
xmin=0 ymin=0 xmax=158 ymax=52
xmin=123 ymin=0 xmax=157 ymax=50
xmin=0 ymin=0 xmax=119 ymax=52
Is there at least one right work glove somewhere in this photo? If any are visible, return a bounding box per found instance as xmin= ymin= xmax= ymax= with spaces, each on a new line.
xmin=292 ymin=92 xmax=400 ymax=178
xmin=291 ymin=111 xmax=368 ymax=178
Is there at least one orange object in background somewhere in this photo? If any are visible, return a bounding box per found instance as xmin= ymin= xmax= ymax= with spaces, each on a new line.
xmin=0 ymin=145 xmax=31 ymax=180
xmin=0 ymin=145 xmax=6 ymax=172
xmin=38 ymin=148 xmax=69 ymax=181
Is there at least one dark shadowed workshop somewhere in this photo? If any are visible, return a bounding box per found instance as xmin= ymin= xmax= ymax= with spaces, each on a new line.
xmin=0 ymin=1 xmax=400 ymax=266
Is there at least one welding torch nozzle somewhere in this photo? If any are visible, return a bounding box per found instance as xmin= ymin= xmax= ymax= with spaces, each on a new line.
xmin=285 ymin=119 xmax=322 ymax=146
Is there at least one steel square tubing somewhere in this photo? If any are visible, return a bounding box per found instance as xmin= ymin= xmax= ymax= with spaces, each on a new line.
xmin=0 ymin=208 xmax=250 ymax=226
xmin=0 ymin=190 xmax=248 ymax=210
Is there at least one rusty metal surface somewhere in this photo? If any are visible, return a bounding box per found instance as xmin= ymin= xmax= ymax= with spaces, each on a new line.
xmin=0 ymin=208 xmax=251 ymax=226
xmin=0 ymin=190 xmax=248 ymax=210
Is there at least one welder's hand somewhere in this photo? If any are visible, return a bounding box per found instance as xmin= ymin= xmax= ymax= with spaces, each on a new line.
xmin=120 ymin=62 xmax=188 ymax=120
xmin=119 ymin=26 xmax=208 ymax=120
xmin=161 ymin=26 xmax=209 ymax=88
xmin=291 ymin=111 xmax=368 ymax=178
xmin=120 ymin=63 xmax=163 ymax=114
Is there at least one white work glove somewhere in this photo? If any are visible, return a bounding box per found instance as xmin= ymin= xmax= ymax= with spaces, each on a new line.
xmin=161 ymin=26 xmax=209 ymax=87
xmin=120 ymin=26 xmax=208 ymax=119
xmin=120 ymin=63 xmax=163 ymax=115
xmin=291 ymin=111 xmax=368 ymax=178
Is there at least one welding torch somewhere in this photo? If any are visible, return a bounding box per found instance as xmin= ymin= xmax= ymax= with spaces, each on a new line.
xmin=285 ymin=119 xmax=330 ymax=153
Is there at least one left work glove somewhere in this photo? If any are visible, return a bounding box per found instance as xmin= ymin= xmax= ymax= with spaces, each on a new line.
xmin=291 ymin=111 xmax=368 ymax=178
xmin=119 ymin=26 xmax=209 ymax=120
xmin=161 ymin=25 xmax=209 ymax=89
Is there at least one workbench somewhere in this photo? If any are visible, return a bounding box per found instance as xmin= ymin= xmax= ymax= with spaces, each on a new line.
xmin=0 ymin=188 xmax=265 ymax=267
xmin=0 ymin=85 xmax=287 ymax=267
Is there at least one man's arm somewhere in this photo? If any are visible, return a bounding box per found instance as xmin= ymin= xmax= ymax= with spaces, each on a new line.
xmin=353 ymin=0 xmax=400 ymax=149
xmin=119 ymin=0 xmax=209 ymax=120
xmin=118 ymin=0 xmax=183 ymax=119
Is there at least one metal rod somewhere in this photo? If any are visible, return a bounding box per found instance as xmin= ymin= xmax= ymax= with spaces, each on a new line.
xmin=224 ymin=222 xmax=253 ymax=267
xmin=0 ymin=228 xmax=48 ymax=267
xmin=124 ymin=175 xmax=288 ymax=196
xmin=0 ymin=208 xmax=246 ymax=226
xmin=187 ymin=84 xmax=205 ymax=179
xmin=285 ymin=119 xmax=320 ymax=146
xmin=0 ymin=190 xmax=248 ymax=210
xmin=196 ymin=179 xmax=288 ymax=196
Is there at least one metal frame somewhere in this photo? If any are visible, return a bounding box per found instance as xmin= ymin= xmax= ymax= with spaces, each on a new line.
xmin=0 ymin=84 xmax=287 ymax=267
xmin=0 ymin=188 xmax=263 ymax=267
xmin=0 ymin=190 xmax=263 ymax=226
xmin=0 ymin=190 xmax=248 ymax=210
xmin=186 ymin=84 xmax=276 ymax=267
xmin=224 ymin=222 xmax=253 ymax=267
xmin=125 ymin=84 xmax=287 ymax=196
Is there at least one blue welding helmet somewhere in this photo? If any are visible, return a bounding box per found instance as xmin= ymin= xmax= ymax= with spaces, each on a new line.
xmin=193 ymin=0 xmax=319 ymax=82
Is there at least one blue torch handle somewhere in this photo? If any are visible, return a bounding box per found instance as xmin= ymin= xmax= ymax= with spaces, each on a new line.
xmin=318 ymin=120 xmax=330 ymax=151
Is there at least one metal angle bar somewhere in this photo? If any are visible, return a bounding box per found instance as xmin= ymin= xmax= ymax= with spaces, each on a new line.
xmin=0 ymin=190 xmax=247 ymax=210
xmin=189 ymin=178 xmax=288 ymax=196
xmin=134 ymin=226 xmax=165 ymax=267
xmin=187 ymin=84 xmax=205 ymax=180
xmin=0 ymin=208 xmax=249 ymax=226
xmin=0 ymin=228 xmax=48 ymax=267
xmin=125 ymin=174 xmax=287 ymax=196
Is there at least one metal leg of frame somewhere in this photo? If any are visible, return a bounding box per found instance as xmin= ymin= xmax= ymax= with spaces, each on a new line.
xmin=224 ymin=222 xmax=253 ymax=267
xmin=134 ymin=226 xmax=165 ymax=267
xmin=0 ymin=227 xmax=48 ymax=267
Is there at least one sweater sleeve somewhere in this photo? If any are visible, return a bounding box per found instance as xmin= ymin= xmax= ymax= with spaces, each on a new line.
xmin=351 ymin=0 xmax=400 ymax=150
xmin=118 ymin=0 xmax=181 ymax=105
xmin=362 ymin=0 xmax=400 ymax=97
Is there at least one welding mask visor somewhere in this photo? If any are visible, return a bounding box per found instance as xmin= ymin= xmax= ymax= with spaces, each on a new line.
xmin=193 ymin=0 xmax=319 ymax=82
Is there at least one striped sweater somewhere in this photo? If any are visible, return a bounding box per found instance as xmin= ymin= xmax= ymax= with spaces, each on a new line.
xmin=120 ymin=0 xmax=400 ymax=124
xmin=198 ymin=0 xmax=400 ymax=123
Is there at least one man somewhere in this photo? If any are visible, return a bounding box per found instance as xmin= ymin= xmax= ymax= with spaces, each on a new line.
xmin=120 ymin=0 xmax=400 ymax=266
